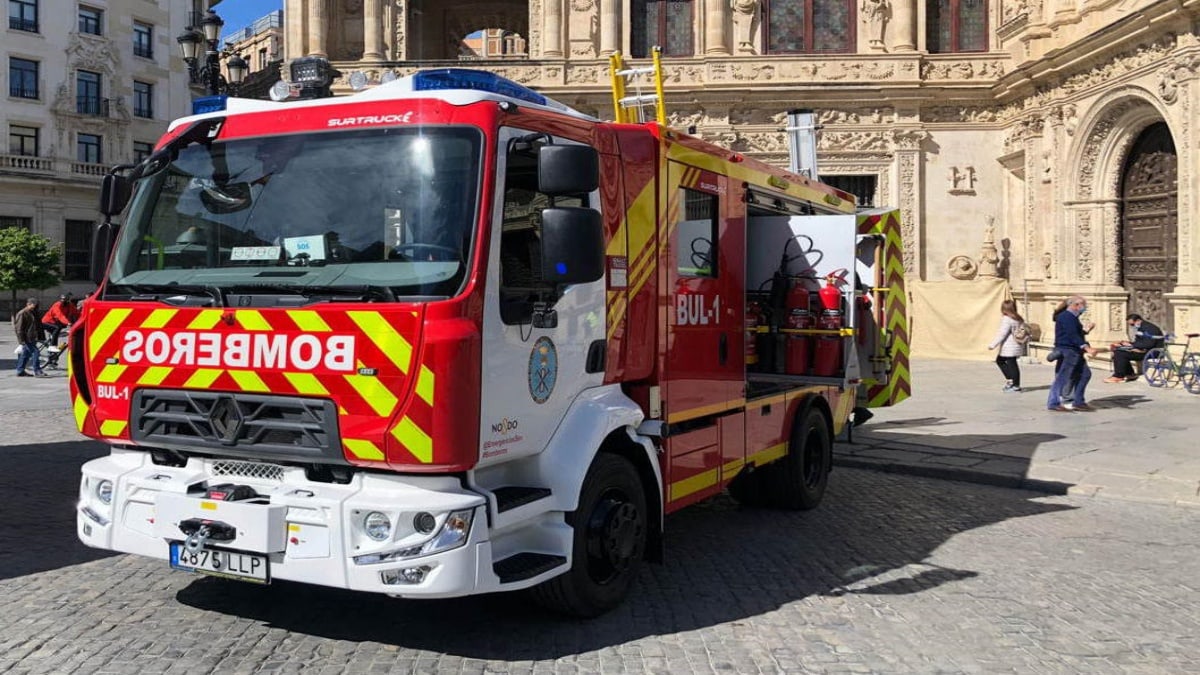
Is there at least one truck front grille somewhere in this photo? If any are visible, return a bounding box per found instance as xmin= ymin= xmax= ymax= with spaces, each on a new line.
xmin=131 ymin=390 xmax=344 ymax=464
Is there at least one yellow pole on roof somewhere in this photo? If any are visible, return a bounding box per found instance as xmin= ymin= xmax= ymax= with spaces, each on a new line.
xmin=609 ymin=52 xmax=628 ymax=124
xmin=651 ymin=46 xmax=666 ymax=126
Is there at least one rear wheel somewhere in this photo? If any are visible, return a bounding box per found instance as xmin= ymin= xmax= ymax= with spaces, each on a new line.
xmin=762 ymin=406 xmax=832 ymax=510
xmin=1180 ymin=354 xmax=1200 ymax=395
xmin=532 ymin=454 xmax=647 ymax=617
xmin=1142 ymin=348 xmax=1170 ymax=387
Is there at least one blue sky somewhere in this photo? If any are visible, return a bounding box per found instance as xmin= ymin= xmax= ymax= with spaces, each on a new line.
xmin=213 ymin=0 xmax=283 ymax=37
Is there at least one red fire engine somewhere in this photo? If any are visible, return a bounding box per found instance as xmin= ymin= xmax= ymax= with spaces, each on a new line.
xmin=73 ymin=62 xmax=909 ymax=617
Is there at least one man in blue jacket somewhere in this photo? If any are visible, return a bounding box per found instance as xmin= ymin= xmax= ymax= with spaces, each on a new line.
xmin=1048 ymin=295 xmax=1099 ymax=411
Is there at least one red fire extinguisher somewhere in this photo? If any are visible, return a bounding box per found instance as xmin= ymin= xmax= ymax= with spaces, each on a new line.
xmin=785 ymin=278 xmax=814 ymax=375
xmin=746 ymin=301 xmax=761 ymax=366
xmin=813 ymin=270 xmax=847 ymax=377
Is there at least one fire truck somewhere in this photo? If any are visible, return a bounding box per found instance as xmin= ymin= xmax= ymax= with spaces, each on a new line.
xmin=73 ymin=57 xmax=909 ymax=617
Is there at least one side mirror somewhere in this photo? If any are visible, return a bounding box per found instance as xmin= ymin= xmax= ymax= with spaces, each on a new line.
xmin=541 ymin=207 xmax=604 ymax=285
xmin=538 ymin=145 xmax=599 ymax=196
xmin=89 ymin=221 xmax=118 ymax=285
xmin=99 ymin=173 xmax=133 ymax=216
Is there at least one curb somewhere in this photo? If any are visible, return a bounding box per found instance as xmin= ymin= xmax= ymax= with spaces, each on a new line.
xmin=833 ymin=454 xmax=1074 ymax=495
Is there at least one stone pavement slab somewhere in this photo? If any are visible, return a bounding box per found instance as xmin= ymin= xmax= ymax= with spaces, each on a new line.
xmin=838 ymin=356 xmax=1200 ymax=506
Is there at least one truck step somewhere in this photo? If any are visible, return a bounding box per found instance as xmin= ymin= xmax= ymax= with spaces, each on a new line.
xmin=493 ymin=486 xmax=552 ymax=513
xmin=494 ymin=552 xmax=567 ymax=583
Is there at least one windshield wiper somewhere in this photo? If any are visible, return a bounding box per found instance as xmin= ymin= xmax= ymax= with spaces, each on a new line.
xmin=116 ymin=283 xmax=226 ymax=306
xmin=227 ymin=284 xmax=397 ymax=303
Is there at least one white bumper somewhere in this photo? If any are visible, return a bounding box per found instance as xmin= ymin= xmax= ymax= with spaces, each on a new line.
xmin=77 ymin=449 xmax=498 ymax=598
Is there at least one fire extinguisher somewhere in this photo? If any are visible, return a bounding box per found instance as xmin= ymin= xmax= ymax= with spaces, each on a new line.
xmin=813 ymin=270 xmax=847 ymax=377
xmin=785 ymin=278 xmax=814 ymax=375
xmin=746 ymin=301 xmax=761 ymax=367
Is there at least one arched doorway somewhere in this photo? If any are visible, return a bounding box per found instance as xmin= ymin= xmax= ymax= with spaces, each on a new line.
xmin=407 ymin=1 xmax=529 ymax=60
xmin=1120 ymin=122 xmax=1177 ymax=332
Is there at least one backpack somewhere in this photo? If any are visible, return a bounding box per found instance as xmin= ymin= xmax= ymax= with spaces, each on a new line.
xmin=1011 ymin=322 xmax=1032 ymax=344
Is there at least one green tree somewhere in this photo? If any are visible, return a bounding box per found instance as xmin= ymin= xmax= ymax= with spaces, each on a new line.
xmin=0 ymin=226 xmax=62 ymax=313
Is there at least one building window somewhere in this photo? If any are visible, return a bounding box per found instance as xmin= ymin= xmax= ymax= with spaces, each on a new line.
xmin=764 ymin=0 xmax=855 ymax=53
xmin=78 ymin=5 xmax=101 ymax=35
xmin=133 ymin=21 xmax=153 ymax=58
xmin=927 ymin=0 xmax=987 ymax=52
xmin=133 ymin=141 xmax=153 ymax=162
xmin=133 ymin=81 xmax=153 ymax=118
xmin=9 ymin=125 xmax=38 ymax=156
xmin=9 ymin=57 xmax=39 ymax=99
xmin=677 ymin=188 xmax=719 ymax=278
xmin=77 ymin=133 xmax=102 ymax=164
xmin=821 ymin=174 xmax=877 ymax=208
xmin=64 ymin=219 xmax=93 ymax=281
xmin=9 ymin=0 xmax=38 ymax=32
xmin=76 ymin=69 xmax=103 ymax=115
xmin=258 ymin=47 xmax=268 ymax=70
xmin=0 ymin=216 xmax=32 ymax=230
xmin=631 ymin=0 xmax=694 ymax=58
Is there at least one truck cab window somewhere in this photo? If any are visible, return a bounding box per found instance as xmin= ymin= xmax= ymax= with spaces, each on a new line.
xmin=678 ymin=188 xmax=718 ymax=278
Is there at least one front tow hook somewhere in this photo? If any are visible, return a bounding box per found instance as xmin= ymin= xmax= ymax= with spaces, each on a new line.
xmin=179 ymin=518 xmax=236 ymax=552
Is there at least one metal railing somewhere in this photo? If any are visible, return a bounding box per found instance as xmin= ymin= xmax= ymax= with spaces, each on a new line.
xmin=9 ymin=17 xmax=38 ymax=32
xmin=9 ymin=86 xmax=39 ymax=99
xmin=134 ymin=44 xmax=154 ymax=59
xmin=76 ymin=96 xmax=109 ymax=116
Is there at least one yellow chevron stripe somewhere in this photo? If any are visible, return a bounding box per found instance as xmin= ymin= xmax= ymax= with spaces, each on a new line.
xmin=344 ymin=438 xmax=386 ymax=461
xmin=99 ymin=419 xmax=128 ymax=437
xmin=142 ymin=309 xmax=178 ymax=329
xmin=184 ymin=369 xmax=222 ymax=389
xmin=415 ymin=365 xmax=435 ymax=406
xmin=237 ymin=310 xmax=272 ymax=332
xmin=138 ymin=366 xmax=172 ymax=386
xmin=348 ymin=311 xmax=412 ymax=374
xmin=96 ymin=364 xmax=128 ymax=383
xmin=73 ymin=394 xmax=88 ymax=432
xmin=285 ymin=372 xmax=329 ymax=396
xmin=749 ymin=442 xmax=789 ymax=466
xmin=289 ymin=310 xmax=331 ymax=332
xmin=344 ymin=373 xmax=398 ymax=417
xmin=188 ymin=310 xmax=224 ymax=330
xmin=229 ymin=370 xmax=270 ymax=392
xmin=391 ymin=416 xmax=433 ymax=463
xmin=89 ymin=308 xmax=133 ymax=360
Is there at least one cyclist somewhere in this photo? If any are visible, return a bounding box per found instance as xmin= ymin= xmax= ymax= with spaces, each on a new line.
xmin=40 ymin=292 xmax=79 ymax=349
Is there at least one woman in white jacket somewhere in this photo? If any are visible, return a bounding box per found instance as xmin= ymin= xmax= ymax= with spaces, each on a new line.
xmin=987 ymin=299 xmax=1026 ymax=392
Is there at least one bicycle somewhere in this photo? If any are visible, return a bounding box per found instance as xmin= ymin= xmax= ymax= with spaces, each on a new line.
xmin=33 ymin=335 xmax=68 ymax=371
xmin=1140 ymin=332 xmax=1200 ymax=394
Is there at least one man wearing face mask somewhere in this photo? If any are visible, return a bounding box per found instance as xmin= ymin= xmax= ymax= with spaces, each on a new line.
xmin=1047 ymin=295 xmax=1099 ymax=412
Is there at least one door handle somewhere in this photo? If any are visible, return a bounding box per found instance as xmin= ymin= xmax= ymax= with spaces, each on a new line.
xmin=718 ymin=333 xmax=728 ymax=365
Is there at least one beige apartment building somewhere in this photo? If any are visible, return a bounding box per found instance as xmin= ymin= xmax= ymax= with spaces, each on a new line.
xmin=284 ymin=0 xmax=1200 ymax=346
xmin=1 ymin=0 xmax=198 ymax=306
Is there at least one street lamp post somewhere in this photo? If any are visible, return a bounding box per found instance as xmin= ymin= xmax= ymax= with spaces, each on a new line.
xmin=176 ymin=10 xmax=248 ymax=96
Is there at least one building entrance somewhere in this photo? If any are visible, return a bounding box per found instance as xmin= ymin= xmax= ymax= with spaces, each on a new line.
xmin=1120 ymin=122 xmax=1177 ymax=333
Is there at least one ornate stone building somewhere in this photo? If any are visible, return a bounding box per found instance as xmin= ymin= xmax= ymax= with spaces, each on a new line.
xmin=284 ymin=0 xmax=1200 ymax=340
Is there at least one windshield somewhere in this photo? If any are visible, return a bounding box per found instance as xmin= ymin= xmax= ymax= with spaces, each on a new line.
xmin=107 ymin=126 xmax=482 ymax=301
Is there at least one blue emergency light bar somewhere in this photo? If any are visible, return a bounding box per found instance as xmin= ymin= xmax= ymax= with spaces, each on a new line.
xmin=411 ymin=69 xmax=549 ymax=107
xmin=192 ymin=95 xmax=228 ymax=115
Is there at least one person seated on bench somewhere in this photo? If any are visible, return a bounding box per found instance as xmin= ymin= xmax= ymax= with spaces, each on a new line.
xmin=1105 ymin=313 xmax=1163 ymax=383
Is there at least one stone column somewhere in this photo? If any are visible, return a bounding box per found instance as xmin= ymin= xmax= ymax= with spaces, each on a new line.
xmin=890 ymin=0 xmax=916 ymax=51
xmin=363 ymin=0 xmax=383 ymax=59
xmin=705 ymin=0 xmax=730 ymax=55
xmin=599 ymin=0 xmax=620 ymax=55
xmin=285 ymin=0 xmax=306 ymax=59
xmin=308 ymin=0 xmax=328 ymax=57
xmin=543 ymin=0 xmax=564 ymax=57
xmin=892 ymin=129 xmax=926 ymax=278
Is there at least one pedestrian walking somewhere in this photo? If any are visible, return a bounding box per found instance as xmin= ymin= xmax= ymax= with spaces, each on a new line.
xmin=12 ymin=298 xmax=47 ymax=377
xmin=987 ymin=299 xmax=1027 ymax=391
xmin=1047 ymin=295 xmax=1097 ymax=411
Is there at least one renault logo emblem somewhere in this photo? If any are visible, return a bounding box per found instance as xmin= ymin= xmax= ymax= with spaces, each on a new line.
xmin=208 ymin=396 xmax=244 ymax=446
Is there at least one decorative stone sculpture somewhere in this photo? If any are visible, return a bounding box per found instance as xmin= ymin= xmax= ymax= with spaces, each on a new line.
xmin=978 ymin=217 xmax=999 ymax=278
xmin=1042 ymin=251 xmax=1053 ymax=279
xmin=861 ymin=0 xmax=890 ymax=49
xmin=731 ymin=0 xmax=759 ymax=54
xmin=947 ymin=255 xmax=978 ymax=280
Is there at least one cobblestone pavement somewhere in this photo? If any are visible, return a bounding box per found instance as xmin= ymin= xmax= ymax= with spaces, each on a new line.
xmin=3 ymin=443 xmax=1198 ymax=674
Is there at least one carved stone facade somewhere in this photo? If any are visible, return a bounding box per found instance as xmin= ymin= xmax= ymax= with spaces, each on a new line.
xmin=286 ymin=0 xmax=1200 ymax=340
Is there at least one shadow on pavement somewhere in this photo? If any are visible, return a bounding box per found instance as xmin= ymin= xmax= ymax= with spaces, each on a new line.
xmin=1087 ymin=394 xmax=1153 ymax=410
xmin=176 ymin=469 xmax=1074 ymax=659
xmin=0 ymin=440 xmax=116 ymax=580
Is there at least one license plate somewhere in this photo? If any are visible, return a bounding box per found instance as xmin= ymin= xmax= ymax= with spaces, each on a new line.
xmin=169 ymin=542 xmax=270 ymax=584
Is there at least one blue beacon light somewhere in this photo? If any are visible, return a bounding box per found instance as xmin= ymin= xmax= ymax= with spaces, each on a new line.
xmin=411 ymin=69 xmax=549 ymax=107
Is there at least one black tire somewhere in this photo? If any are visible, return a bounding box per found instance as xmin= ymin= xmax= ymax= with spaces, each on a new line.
xmin=532 ymin=454 xmax=647 ymax=617
xmin=727 ymin=469 xmax=767 ymax=507
xmin=762 ymin=405 xmax=831 ymax=510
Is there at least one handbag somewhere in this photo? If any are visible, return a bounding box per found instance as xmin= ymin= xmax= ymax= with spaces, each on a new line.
xmin=1045 ymin=347 xmax=1062 ymax=362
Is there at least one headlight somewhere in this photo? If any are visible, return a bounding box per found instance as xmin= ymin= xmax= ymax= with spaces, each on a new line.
xmin=95 ymin=479 xmax=113 ymax=505
xmin=363 ymin=511 xmax=392 ymax=541
xmin=354 ymin=508 xmax=475 ymax=565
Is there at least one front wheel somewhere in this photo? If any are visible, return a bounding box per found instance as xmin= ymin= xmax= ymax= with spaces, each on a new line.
xmin=1180 ymin=353 xmax=1200 ymax=395
xmin=1142 ymin=348 xmax=1170 ymax=388
xmin=531 ymin=454 xmax=647 ymax=617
